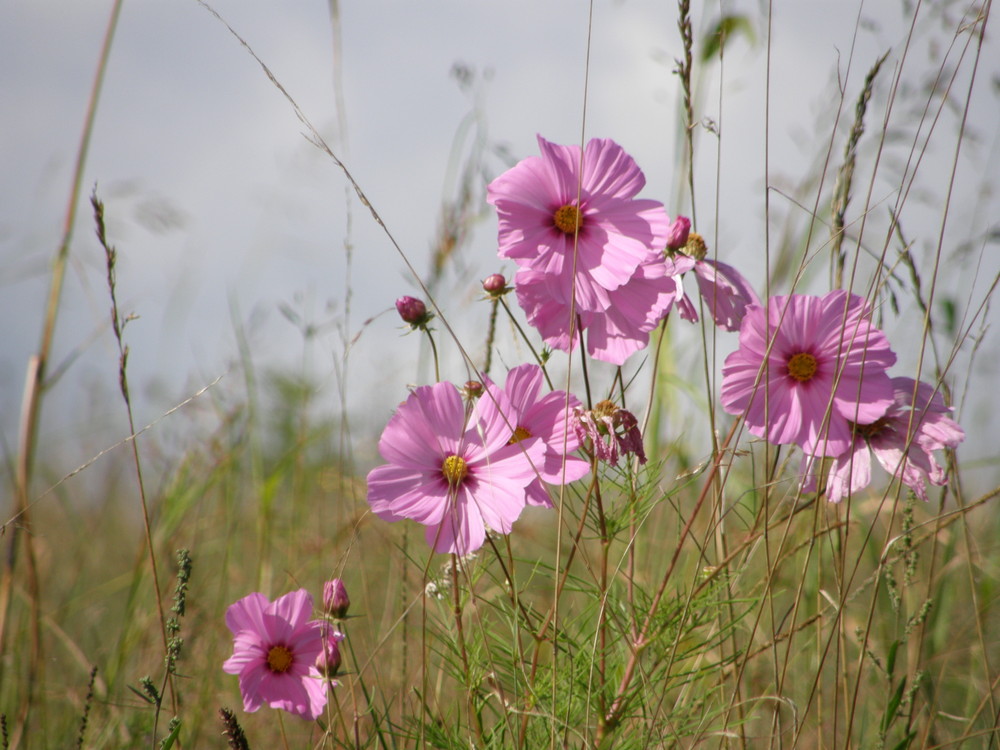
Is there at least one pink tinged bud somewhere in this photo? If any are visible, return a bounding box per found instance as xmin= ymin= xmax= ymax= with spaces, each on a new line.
xmin=462 ymin=380 xmax=484 ymax=400
xmin=665 ymin=216 xmax=691 ymax=251
xmin=395 ymin=296 xmax=430 ymax=327
xmin=482 ymin=273 xmax=507 ymax=295
xmin=323 ymin=579 xmax=350 ymax=619
xmin=315 ymin=635 xmax=343 ymax=679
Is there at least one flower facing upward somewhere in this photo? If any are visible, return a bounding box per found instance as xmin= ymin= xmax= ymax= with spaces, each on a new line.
xmin=721 ymin=290 xmax=897 ymax=456
xmin=483 ymin=363 xmax=590 ymax=507
xmin=803 ymin=376 xmax=965 ymax=502
xmin=366 ymin=381 xmax=545 ymax=554
xmin=222 ymin=590 xmax=329 ymax=720
xmin=487 ymin=135 xmax=670 ymax=298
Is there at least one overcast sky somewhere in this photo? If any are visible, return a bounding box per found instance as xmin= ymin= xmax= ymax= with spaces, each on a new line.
xmin=2 ymin=1 xmax=997 ymax=489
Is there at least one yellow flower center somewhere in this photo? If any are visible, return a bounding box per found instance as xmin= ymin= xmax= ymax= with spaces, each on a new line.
xmin=508 ymin=426 xmax=532 ymax=444
xmin=266 ymin=645 xmax=294 ymax=673
xmin=786 ymin=352 xmax=819 ymax=382
xmin=553 ymin=204 xmax=583 ymax=234
xmin=442 ymin=454 xmax=469 ymax=486
xmin=684 ymin=232 xmax=708 ymax=261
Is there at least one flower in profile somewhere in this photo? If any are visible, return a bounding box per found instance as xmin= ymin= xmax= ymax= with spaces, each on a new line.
xmin=483 ymin=363 xmax=590 ymax=507
xmin=665 ymin=217 xmax=759 ymax=332
xmin=395 ymin=296 xmax=432 ymax=329
xmin=322 ymin=579 xmax=350 ymax=619
xmin=514 ymin=253 xmax=694 ymax=365
xmin=803 ymin=376 xmax=965 ymax=502
xmin=487 ymin=135 xmax=670 ymax=299
xmin=366 ymin=381 xmax=546 ymax=554
xmin=222 ymin=590 xmax=328 ymax=720
xmin=573 ymin=400 xmax=647 ymax=466
xmin=721 ymin=290 xmax=897 ymax=457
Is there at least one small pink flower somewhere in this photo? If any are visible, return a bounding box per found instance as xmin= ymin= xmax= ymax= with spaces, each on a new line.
xmin=483 ymin=363 xmax=590 ymax=507
xmin=573 ymin=400 xmax=647 ymax=466
xmin=222 ymin=590 xmax=328 ymax=720
xmin=366 ymin=381 xmax=546 ymax=554
xmin=322 ymin=579 xmax=350 ymax=619
xmin=803 ymin=376 xmax=965 ymax=502
xmin=721 ymin=290 xmax=896 ymax=456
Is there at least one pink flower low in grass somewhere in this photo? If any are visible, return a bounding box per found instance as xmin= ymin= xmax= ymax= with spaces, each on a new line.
xmin=514 ymin=253 xmax=694 ymax=365
xmin=487 ymin=135 xmax=670 ymax=300
xmin=802 ymin=376 xmax=965 ymax=502
xmin=721 ymin=290 xmax=897 ymax=457
xmin=222 ymin=590 xmax=329 ymax=720
xmin=366 ymin=381 xmax=546 ymax=554
xmin=483 ymin=363 xmax=590 ymax=507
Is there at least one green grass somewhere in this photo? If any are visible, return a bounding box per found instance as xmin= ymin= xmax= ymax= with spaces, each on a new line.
xmin=2 ymin=1 xmax=999 ymax=748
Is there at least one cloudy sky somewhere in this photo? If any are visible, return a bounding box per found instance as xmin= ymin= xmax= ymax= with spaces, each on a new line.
xmin=2 ymin=1 xmax=997 ymax=486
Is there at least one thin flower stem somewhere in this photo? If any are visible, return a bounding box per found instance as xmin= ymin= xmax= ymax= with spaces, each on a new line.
xmin=483 ymin=298 xmax=499 ymax=375
xmin=450 ymin=554 xmax=484 ymax=744
xmin=600 ymin=419 xmax=739 ymax=733
xmin=423 ymin=328 xmax=441 ymax=383
xmin=497 ymin=297 xmax=552 ymax=389
xmin=277 ymin=710 xmax=291 ymax=750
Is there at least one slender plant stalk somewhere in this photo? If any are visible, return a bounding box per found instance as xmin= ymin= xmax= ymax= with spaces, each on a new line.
xmin=0 ymin=2 xmax=123 ymax=744
xmin=92 ymin=193 xmax=177 ymax=729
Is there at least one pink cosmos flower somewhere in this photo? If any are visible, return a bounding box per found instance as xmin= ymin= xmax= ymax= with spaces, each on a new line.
xmin=802 ymin=376 xmax=964 ymax=502
xmin=483 ymin=363 xmax=590 ymax=507
xmin=514 ymin=253 xmax=694 ymax=365
xmin=487 ymin=135 xmax=670 ymax=301
xmin=720 ymin=290 xmax=897 ymax=456
xmin=222 ymin=590 xmax=329 ymax=720
xmin=665 ymin=217 xmax=759 ymax=332
xmin=573 ymin=400 xmax=647 ymax=466
xmin=366 ymin=381 xmax=546 ymax=554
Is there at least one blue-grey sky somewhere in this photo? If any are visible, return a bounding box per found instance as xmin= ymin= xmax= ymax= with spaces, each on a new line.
xmin=2 ymin=1 xmax=997 ymax=490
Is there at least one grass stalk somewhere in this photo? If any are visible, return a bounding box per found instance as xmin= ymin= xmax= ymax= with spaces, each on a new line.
xmin=0 ymin=2 xmax=123 ymax=745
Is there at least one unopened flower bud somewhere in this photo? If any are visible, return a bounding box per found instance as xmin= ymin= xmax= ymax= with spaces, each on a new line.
xmin=665 ymin=216 xmax=691 ymax=252
xmin=323 ymin=578 xmax=350 ymax=619
xmin=462 ymin=380 xmax=484 ymax=400
xmin=315 ymin=634 xmax=343 ymax=678
xmin=482 ymin=273 xmax=508 ymax=296
xmin=395 ymin=296 xmax=431 ymax=328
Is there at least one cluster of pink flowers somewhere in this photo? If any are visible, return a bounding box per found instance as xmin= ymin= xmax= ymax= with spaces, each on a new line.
xmin=720 ymin=290 xmax=964 ymax=502
xmin=365 ymin=365 xmax=591 ymax=554
xmin=487 ymin=136 xmax=757 ymax=365
xmin=222 ymin=580 xmax=349 ymax=721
